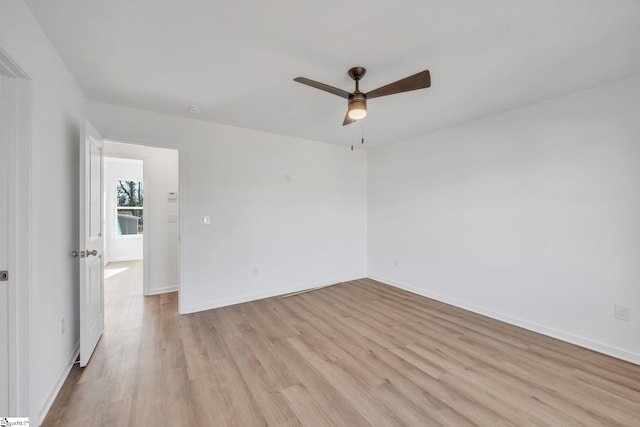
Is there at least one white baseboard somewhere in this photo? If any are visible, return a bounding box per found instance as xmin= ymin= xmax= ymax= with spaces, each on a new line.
xmin=106 ymin=256 xmax=143 ymax=263
xmin=369 ymin=274 xmax=640 ymax=366
xmin=182 ymin=275 xmax=366 ymax=314
xmin=39 ymin=343 xmax=80 ymax=425
xmin=146 ymin=285 xmax=178 ymax=296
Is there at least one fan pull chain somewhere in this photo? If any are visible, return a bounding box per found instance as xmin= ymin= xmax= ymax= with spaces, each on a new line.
xmin=361 ymin=123 xmax=365 ymax=145
xmin=350 ymin=116 xmax=357 ymax=151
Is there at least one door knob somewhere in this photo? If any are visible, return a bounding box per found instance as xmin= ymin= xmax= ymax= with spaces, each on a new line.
xmin=72 ymin=249 xmax=97 ymax=258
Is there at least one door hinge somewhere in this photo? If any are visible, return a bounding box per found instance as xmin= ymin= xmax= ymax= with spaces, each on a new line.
xmin=0 ymin=271 xmax=8 ymax=281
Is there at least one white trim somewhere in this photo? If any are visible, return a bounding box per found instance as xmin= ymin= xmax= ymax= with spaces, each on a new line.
xmin=146 ymin=286 xmax=179 ymax=296
xmin=38 ymin=345 xmax=79 ymax=426
xmin=143 ymin=161 xmax=150 ymax=296
xmin=369 ymin=274 xmax=640 ymax=366
xmin=177 ymin=150 xmax=184 ymax=314
xmin=0 ymin=46 xmax=34 ymax=420
xmin=182 ymin=275 xmax=366 ymax=314
xmin=1 ymin=68 xmax=17 ymax=419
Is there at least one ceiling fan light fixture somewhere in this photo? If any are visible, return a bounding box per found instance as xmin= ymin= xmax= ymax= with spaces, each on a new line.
xmin=348 ymin=95 xmax=367 ymax=120
xmin=294 ymin=66 xmax=430 ymax=126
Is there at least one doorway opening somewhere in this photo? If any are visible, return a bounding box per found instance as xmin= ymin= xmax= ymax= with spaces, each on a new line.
xmin=104 ymin=157 xmax=145 ymax=303
xmin=103 ymin=157 xmax=146 ymax=326
xmin=102 ymin=141 xmax=179 ymax=321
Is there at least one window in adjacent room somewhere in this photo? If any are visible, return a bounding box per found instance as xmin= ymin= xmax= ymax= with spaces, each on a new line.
xmin=116 ymin=180 xmax=144 ymax=235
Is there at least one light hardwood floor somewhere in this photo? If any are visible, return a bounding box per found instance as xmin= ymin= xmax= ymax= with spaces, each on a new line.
xmin=43 ymin=261 xmax=640 ymax=426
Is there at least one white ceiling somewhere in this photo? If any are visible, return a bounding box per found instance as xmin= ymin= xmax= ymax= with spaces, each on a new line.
xmin=25 ymin=0 xmax=640 ymax=148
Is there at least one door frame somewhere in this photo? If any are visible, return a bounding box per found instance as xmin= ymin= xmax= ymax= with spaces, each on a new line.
xmin=102 ymin=139 xmax=182 ymax=303
xmin=0 ymin=46 xmax=34 ymax=419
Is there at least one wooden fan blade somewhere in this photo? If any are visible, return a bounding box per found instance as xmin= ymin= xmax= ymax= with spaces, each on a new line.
xmin=366 ymin=70 xmax=431 ymax=100
xmin=294 ymin=77 xmax=351 ymax=99
xmin=343 ymin=111 xmax=356 ymax=126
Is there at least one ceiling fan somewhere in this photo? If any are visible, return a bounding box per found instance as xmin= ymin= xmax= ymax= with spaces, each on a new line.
xmin=294 ymin=67 xmax=431 ymax=126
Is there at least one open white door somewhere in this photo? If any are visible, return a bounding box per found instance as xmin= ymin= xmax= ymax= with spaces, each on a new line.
xmin=79 ymin=121 xmax=105 ymax=367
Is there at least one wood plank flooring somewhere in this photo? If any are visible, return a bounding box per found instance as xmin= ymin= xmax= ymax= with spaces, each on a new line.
xmin=43 ymin=261 xmax=640 ymax=426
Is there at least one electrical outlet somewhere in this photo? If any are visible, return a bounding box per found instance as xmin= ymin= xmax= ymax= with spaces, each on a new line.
xmin=614 ymin=305 xmax=630 ymax=321
xmin=61 ymin=317 xmax=65 ymax=335
xmin=394 ymin=259 xmax=399 ymax=267
xmin=253 ymin=267 xmax=259 ymax=276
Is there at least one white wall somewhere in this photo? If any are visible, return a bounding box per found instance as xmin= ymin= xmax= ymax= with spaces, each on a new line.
xmin=0 ymin=0 xmax=87 ymax=422
xmin=104 ymin=157 xmax=144 ymax=263
xmin=368 ymin=74 xmax=640 ymax=364
xmin=88 ymin=102 xmax=368 ymax=314
xmin=104 ymin=143 xmax=180 ymax=295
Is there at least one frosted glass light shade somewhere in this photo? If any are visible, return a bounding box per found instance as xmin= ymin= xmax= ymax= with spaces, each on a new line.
xmin=348 ymin=96 xmax=367 ymax=120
